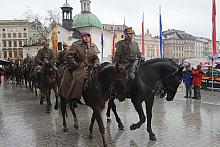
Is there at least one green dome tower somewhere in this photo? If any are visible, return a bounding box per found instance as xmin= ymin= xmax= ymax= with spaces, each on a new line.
xmin=72 ymin=0 xmax=102 ymax=29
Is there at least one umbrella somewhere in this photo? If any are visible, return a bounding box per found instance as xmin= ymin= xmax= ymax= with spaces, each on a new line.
xmin=0 ymin=59 xmax=10 ymax=65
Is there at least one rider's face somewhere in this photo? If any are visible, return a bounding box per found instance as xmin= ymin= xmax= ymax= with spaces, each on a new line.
xmin=82 ymin=35 xmax=90 ymax=43
xmin=126 ymin=33 xmax=134 ymax=40
xmin=44 ymin=44 xmax=49 ymax=49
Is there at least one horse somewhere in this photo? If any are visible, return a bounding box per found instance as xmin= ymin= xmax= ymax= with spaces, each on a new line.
xmin=59 ymin=62 xmax=126 ymax=147
xmin=37 ymin=62 xmax=59 ymax=113
xmin=106 ymin=58 xmax=183 ymax=141
xmin=24 ymin=61 xmax=34 ymax=90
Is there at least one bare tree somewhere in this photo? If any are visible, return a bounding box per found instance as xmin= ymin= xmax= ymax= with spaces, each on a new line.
xmin=23 ymin=8 xmax=61 ymax=40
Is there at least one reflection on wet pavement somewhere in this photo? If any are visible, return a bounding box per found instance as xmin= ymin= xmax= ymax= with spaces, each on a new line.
xmin=0 ymin=81 xmax=220 ymax=147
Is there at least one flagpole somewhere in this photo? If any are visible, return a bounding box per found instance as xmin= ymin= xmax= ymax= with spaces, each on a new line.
xmin=211 ymin=0 xmax=216 ymax=94
xmin=142 ymin=12 xmax=145 ymax=56
xmin=101 ymin=28 xmax=104 ymax=63
xmin=112 ymin=22 xmax=115 ymax=62
xmin=159 ymin=5 xmax=163 ymax=58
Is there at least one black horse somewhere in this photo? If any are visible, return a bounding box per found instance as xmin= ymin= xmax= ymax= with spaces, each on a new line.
xmin=59 ymin=63 xmax=126 ymax=147
xmin=106 ymin=58 xmax=183 ymax=141
xmin=37 ymin=63 xmax=59 ymax=113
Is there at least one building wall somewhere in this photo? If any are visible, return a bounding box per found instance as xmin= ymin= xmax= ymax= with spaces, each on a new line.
xmin=0 ymin=20 xmax=29 ymax=60
xmin=135 ymin=32 xmax=160 ymax=60
xmin=23 ymin=45 xmax=43 ymax=58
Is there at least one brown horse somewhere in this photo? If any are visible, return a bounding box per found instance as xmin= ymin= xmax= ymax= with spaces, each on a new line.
xmin=37 ymin=62 xmax=59 ymax=113
xmin=59 ymin=62 xmax=126 ymax=147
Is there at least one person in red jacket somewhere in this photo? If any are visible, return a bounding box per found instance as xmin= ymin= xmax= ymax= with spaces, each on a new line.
xmin=192 ymin=65 xmax=203 ymax=99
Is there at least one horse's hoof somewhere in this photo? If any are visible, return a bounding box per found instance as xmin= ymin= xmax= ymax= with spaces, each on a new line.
xmin=149 ymin=134 xmax=157 ymax=141
xmin=118 ymin=123 xmax=124 ymax=130
xmin=63 ymin=127 xmax=69 ymax=132
xmin=74 ymin=124 xmax=79 ymax=129
xmin=45 ymin=109 xmax=50 ymax=113
xmin=130 ymin=123 xmax=139 ymax=130
xmin=89 ymin=134 xmax=93 ymax=139
xmin=40 ymin=100 xmax=43 ymax=105
xmin=54 ymin=105 xmax=58 ymax=110
xmin=107 ymin=118 xmax=111 ymax=123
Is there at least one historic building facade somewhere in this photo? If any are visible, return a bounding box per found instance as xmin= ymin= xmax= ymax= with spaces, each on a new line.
xmin=135 ymin=30 xmax=160 ymax=59
xmin=0 ymin=20 xmax=29 ymax=59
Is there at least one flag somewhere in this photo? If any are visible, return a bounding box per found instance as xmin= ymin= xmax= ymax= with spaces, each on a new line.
xmin=101 ymin=28 xmax=104 ymax=63
xmin=159 ymin=6 xmax=164 ymax=58
xmin=51 ymin=25 xmax=58 ymax=57
xmin=142 ymin=12 xmax=145 ymax=56
xmin=112 ymin=23 xmax=115 ymax=61
xmin=212 ymin=0 xmax=217 ymax=61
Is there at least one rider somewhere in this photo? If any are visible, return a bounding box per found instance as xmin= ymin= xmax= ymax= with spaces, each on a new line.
xmin=114 ymin=27 xmax=143 ymax=98
xmin=36 ymin=40 xmax=55 ymax=72
xmin=57 ymin=42 xmax=68 ymax=67
xmin=59 ymin=32 xmax=100 ymax=108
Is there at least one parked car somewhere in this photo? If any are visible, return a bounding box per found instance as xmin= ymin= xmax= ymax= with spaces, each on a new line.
xmin=201 ymin=68 xmax=220 ymax=88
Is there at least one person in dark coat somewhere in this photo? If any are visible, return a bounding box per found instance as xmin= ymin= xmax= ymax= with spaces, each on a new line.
xmin=59 ymin=32 xmax=100 ymax=107
xmin=183 ymin=66 xmax=192 ymax=98
xmin=192 ymin=65 xmax=203 ymax=100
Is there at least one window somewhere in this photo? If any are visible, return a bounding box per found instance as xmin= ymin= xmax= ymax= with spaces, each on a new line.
xmin=2 ymin=33 xmax=6 ymax=38
xmin=8 ymin=33 xmax=11 ymax=38
xmin=18 ymin=33 xmax=22 ymax=38
xmin=19 ymin=51 xmax=23 ymax=59
xmin=9 ymin=51 xmax=12 ymax=58
xmin=8 ymin=41 xmax=12 ymax=47
xmin=13 ymin=33 xmax=16 ymax=38
xmin=19 ymin=41 xmax=22 ymax=47
xmin=24 ymin=28 xmax=26 ymax=31
xmin=3 ymin=51 xmax=7 ymax=58
xmin=121 ymin=35 xmax=124 ymax=38
xmin=3 ymin=28 xmax=5 ymax=31
xmin=14 ymin=41 xmax=17 ymax=47
xmin=3 ymin=41 xmax=6 ymax=47
xmin=14 ymin=51 xmax=18 ymax=58
xmin=23 ymin=33 xmax=27 ymax=38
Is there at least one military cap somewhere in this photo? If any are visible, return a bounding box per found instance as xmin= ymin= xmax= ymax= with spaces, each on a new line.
xmin=81 ymin=32 xmax=91 ymax=37
xmin=124 ymin=27 xmax=135 ymax=34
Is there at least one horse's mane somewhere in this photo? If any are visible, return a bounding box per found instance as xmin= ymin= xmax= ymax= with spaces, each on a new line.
xmin=141 ymin=58 xmax=179 ymax=69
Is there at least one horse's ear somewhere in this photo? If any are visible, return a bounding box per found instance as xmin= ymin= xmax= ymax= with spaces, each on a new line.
xmin=179 ymin=66 xmax=184 ymax=72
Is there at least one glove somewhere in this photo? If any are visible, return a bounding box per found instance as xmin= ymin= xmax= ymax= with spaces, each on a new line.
xmin=140 ymin=57 xmax=145 ymax=62
xmin=93 ymin=63 xmax=100 ymax=70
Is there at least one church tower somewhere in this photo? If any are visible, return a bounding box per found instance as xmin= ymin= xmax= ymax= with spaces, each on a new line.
xmin=61 ymin=0 xmax=73 ymax=31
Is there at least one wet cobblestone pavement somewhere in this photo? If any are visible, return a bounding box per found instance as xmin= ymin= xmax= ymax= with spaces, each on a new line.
xmin=1 ymin=80 xmax=220 ymax=147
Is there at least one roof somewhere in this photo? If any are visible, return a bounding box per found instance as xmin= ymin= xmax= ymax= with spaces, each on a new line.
xmin=72 ymin=12 xmax=102 ymax=29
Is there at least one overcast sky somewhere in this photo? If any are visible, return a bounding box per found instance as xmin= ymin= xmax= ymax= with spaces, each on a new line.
xmin=0 ymin=0 xmax=219 ymax=39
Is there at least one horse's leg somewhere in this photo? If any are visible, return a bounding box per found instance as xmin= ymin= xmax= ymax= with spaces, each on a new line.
xmin=60 ymin=95 xmax=68 ymax=132
xmin=89 ymin=112 xmax=96 ymax=139
xmin=130 ymin=100 xmax=146 ymax=130
xmin=108 ymin=98 xmax=124 ymax=130
xmin=106 ymin=98 xmax=112 ymax=123
xmin=53 ymin=85 xmax=59 ymax=110
xmin=94 ymin=110 xmax=107 ymax=147
xmin=45 ymin=89 xmax=51 ymax=113
xmin=69 ymin=100 xmax=79 ymax=129
xmin=145 ymin=99 xmax=157 ymax=141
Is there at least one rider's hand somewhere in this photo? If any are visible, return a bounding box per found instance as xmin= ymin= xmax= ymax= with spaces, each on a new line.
xmin=93 ymin=63 xmax=99 ymax=70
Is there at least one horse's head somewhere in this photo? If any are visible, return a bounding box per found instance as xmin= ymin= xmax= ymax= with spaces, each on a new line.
xmin=163 ymin=66 xmax=183 ymax=101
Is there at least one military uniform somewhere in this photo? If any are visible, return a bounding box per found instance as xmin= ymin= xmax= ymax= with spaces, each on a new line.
xmin=59 ymin=40 xmax=99 ymax=100
xmin=36 ymin=47 xmax=54 ymax=65
xmin=114 ymin=39 xmax=141 ymax=65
